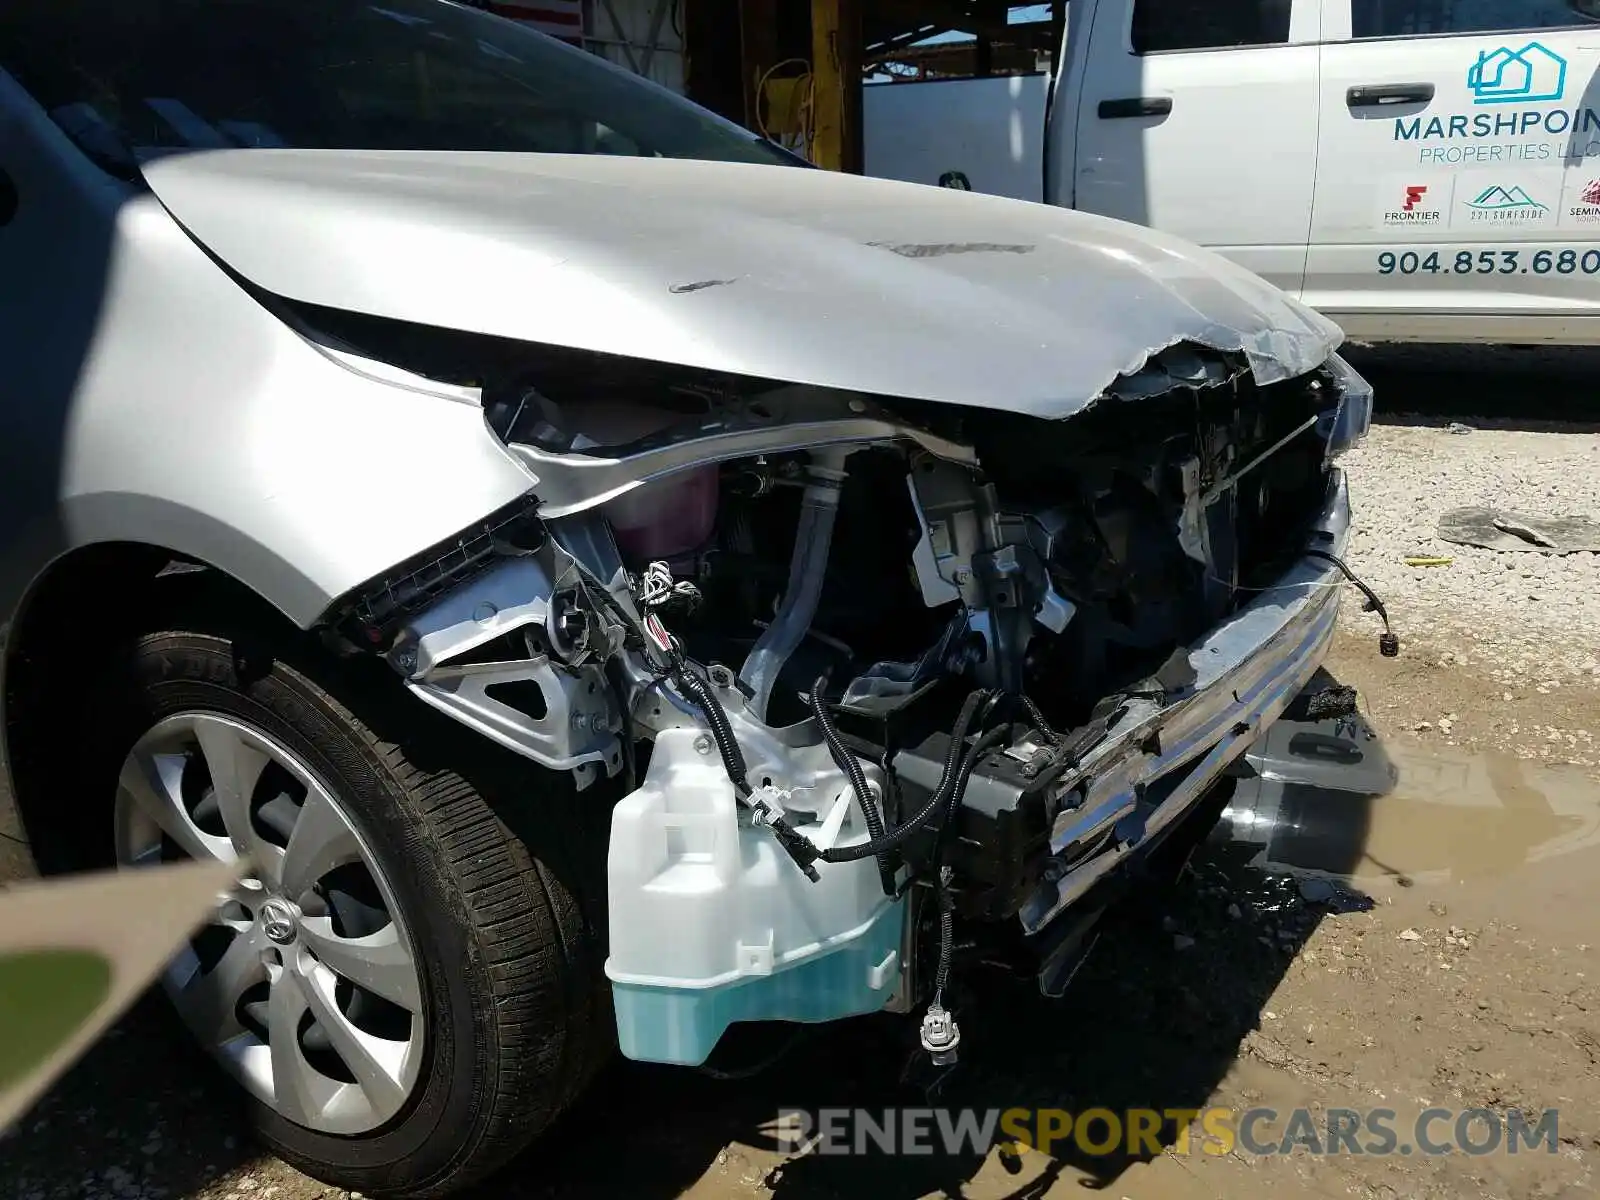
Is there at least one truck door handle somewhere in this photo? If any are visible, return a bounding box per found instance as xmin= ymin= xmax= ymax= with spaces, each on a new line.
xmin=1097 ymin=96 xmax=1172 ymax=119
xmin=1346 ymin=83 xmax=1434 ymax=108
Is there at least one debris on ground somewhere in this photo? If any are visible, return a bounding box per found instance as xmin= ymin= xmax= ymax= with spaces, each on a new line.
xmin=1301 ymin=682 xmax=1359 ymax=720
xmin=1334 ymin=423 xmax=1600 ymax=771
xmin=1437 ymin=505 xmax=1600 ymax=554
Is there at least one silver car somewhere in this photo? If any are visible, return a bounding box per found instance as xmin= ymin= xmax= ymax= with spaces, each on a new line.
xmin=0 ymin=0 xmax=1379 ymax=1194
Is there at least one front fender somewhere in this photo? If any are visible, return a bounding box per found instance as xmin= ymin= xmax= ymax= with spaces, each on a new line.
xmin=60 ymin=194 xmax=535 ymax=627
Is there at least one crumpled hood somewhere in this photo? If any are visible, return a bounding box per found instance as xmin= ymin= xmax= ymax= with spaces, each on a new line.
xmin=139 ymin=149 xmax=1343 ymax=418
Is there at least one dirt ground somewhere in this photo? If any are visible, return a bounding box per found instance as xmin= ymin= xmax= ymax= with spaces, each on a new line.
xmin=6 ymin=349 xmax=1600 ymax=1200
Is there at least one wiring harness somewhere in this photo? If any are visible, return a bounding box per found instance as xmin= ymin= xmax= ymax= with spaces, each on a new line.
xmin=630 ymin=559 xmax=1011 ymax=1067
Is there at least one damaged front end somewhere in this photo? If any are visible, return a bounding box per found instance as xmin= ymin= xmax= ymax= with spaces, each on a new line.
xmin=324 ymin=325 xmax=1375 ymax=1068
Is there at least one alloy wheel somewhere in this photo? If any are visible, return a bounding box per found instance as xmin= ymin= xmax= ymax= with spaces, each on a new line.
xmin=113 ymin=712 xmax=426 ymax=1135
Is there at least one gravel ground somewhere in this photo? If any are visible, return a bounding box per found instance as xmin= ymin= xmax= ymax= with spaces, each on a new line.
xmin=1328 ymin=340 xmax=1600 ymax=769
xmin=6 ymin=347 xmax=1600 ymax=1200
xmin=1332 ymin=422 xmax=1600 ymax=767
xmin=1337 ymin=421 xmax=1600 ymax=670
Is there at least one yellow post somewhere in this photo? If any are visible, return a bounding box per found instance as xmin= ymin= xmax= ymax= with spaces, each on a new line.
xmin=810 ymin=0 xmax=843 ymax=170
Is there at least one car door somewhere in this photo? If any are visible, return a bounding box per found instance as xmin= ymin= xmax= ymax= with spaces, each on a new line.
xmin=1307 ymin=0 xmax=1600 ymax=339
xmin=1071 ymin=0 xmax=1323 ymax=297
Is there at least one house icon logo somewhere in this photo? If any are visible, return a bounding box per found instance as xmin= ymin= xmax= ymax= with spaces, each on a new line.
xmin=1468 ymin=42 xmax=1567 ymax=105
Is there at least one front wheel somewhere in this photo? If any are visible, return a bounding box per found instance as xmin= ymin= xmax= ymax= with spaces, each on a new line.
xmin=103 ymin=628 xmax=611 ymax=1197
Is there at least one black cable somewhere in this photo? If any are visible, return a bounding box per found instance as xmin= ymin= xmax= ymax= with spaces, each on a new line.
xmin=659 ymin=641 xmax=993 ymax=881
xmin=927 ymin=736 xmax=1007 ymax=1005
xmin=815 ymin=688 xmax=989 ymax=864
xmin=1304 ymin=548 xmax=1401 ymax=657
xmin=1021 ymin=693 xmax=1064 ymax=746
xmin=920 ymin=731 xmax=1004 ymax=1063
xmin=669 ymin=657 xmax=751 ymax=796
xmin=1304 ymin=548 xmax=1389 ymax=628
xmin=932 ymin=870 xmax=955 ymax=1002
xmin=938 ymin=725 xmax=1008 ymax=832
xmin=561 ymin=554 xmax=667 ymax=671
xmin=668 ymin=651 xmax=824 ymax=881
xmin=810 ymin=676 xmax=897 ymax=896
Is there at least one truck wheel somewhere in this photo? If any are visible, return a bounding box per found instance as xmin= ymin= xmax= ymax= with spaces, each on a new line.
xmin=101 ymin=627 xmax=611 ymax=1198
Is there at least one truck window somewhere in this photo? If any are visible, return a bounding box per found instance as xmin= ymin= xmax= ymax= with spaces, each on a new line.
xmin=1131 ymin=0 xmax=1292 ymax=52
xmin=1351 ymin=0 xmax=1600 ymax=38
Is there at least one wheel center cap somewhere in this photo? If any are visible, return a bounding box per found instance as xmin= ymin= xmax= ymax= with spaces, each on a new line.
xmin=260 ymin=898 xmax=300 ymax=945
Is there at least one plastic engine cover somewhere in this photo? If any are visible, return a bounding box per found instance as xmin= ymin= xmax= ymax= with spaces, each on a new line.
xmin=605 ymin=726 xmax=906 ymax=1065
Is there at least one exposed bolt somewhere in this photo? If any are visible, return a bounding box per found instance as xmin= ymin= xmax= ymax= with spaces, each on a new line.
xmin=693 ymin=734 xmax=714 ymax=756
xmin=393 ymin=647 xmax=418 ymax=674
xmin=848 ymin=398 xmax=867 ymax=413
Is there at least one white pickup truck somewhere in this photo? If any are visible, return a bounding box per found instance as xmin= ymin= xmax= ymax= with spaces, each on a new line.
xmin=865 ymin=0 xmax=1600 ymax=345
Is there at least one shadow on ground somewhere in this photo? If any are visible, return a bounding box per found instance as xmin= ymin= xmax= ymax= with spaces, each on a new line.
xmin=1343 ymin=342 xmax=1600 ymax=431
xmin=4 ymin=679 xmax=1399 ymax=1200
xmin=510 ymin=849 xmax=1373 ymax=1200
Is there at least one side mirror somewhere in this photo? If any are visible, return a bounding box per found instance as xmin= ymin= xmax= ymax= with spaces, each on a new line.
xmin=938 ymin=170 xmax=972 ymax=190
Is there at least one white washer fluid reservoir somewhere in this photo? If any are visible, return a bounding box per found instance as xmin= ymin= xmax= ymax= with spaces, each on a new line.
xmin=605 ymin=725 xmax=907 ymax=1065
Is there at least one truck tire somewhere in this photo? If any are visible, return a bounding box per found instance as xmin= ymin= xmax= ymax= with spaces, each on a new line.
xmin=96 ymin=624 xmax=612 ymax=1198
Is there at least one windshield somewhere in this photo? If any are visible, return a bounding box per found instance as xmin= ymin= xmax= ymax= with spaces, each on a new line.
xmin=0 ymin=0 xmax=794 ymax=172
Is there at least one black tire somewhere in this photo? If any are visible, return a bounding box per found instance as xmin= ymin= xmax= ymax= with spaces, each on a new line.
xmin=90 ymin=621 xmax=614 ymax=1198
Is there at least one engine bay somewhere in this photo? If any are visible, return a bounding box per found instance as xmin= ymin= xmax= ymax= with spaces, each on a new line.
xmin=323 ymin=330 xmax=1377 ymax=1070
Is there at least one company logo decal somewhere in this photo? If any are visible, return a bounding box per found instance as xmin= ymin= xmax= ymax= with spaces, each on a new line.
xmin=1383 ymin=183 xmax=1445 ymax=226
xmin=1468 ymin=42 xmax=1567 ymax=106
xmin=1565 ymin=178 xmax=1600 ymax=224
xmin=1467 ymin=185 xmax=1546 ymax=212
xmin=1465 ymin=184 xmax=1550 ymax=222
xmin=1398 ymin=43 xmax=1598 ymax=166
